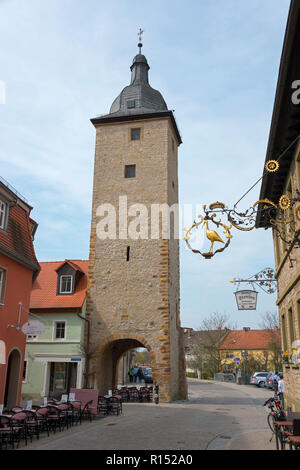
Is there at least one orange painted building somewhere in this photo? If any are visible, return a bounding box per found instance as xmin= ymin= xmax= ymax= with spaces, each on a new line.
xmin=0 ymin=177 xmax=40 ymax=409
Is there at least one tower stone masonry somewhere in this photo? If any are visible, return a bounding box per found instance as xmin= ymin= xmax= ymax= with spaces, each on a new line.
xmin=86 ymin=44 xmax=187 ymax=402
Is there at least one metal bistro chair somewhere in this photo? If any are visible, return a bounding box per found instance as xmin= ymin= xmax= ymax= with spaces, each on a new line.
xmin=0 ymin=415 xmax=15 ymax=450
xmin=139 ymin=387 xmax=149 ymax=403
xmin=35 ymin=406 xmax=50 ymax=437
xmin=80 ymin=400 xmax=95 ymax=422
xmin=128 ymin=387 xmax=139 ymax=402
xmin=98 ymin=396 xmax=110 ymax=416
xmin=70 ymin=400 xmax=82 ymax=426
xmin=57 ymin=403 xmax=73 ymax=430
xmin=10 ymin=411 xmax=28 ymax=447
xmin=46 ymin=405 xmax=62 ymax=434
xmin=23 ymin=410 xmax=41 ymax=443
xmin=108 ymin=396 xmax=122 ymax=416
xmin=120 ymin=387 xmax=130 ymax=402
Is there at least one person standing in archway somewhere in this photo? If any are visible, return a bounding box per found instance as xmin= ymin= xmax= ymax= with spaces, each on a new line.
xmin=128 ymin=367 xmax=134 ymax=383
xmin=133 ymin=365 xmax=138 ymax=383
xmin=137 ymin=367 xmax=143 ymax=384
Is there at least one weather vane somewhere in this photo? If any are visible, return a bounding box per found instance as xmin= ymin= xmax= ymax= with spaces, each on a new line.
xmin=137 ymin=28 xmax=144 ymax=53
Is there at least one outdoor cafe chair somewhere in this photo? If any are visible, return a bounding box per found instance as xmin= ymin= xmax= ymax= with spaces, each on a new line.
xmin=0 ymin=415 xmax=14 ymax=450
xmin=80 ymin=400 xmax=95 ymax=422
xmin=46 ymin=405 xmax=62 ymax=433
xmin=35 ymin=406 xmax=50 ymax=437
xmin=70 ymin=400 xmax=82 ymax=426
xmin=108 ymin=397 xmax=122 ymax=416
xmin=128 ymin=387 xmax=139 ymax=402
xmin=10 ymin=411 xmax=28 ymax=447
xmin=120 ymin=388 xmax=129 ymax=402
xmin=23 ymin=410 xmax=40 ymax=443
xmin=56 ymin=403 xmax=73 ymax=430
xmin=98 ymin=396 xmax=110 ymax=416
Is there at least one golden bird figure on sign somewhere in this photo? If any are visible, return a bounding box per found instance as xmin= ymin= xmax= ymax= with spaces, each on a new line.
xmin=203 ymin=219 xmax=224 ymax=253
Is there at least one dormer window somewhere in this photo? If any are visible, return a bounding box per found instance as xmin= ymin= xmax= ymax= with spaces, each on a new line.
xmin=127 ymin=100 xmax=136 ymax=109
xmin=60 ymin=275 xmax=73 ymax=294
xmin=56 ymin=260 xmax=84 ymax=296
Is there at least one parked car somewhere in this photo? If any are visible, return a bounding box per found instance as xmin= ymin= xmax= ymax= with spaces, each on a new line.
xmin=265 ymin=372 xmax=283 ymax=390
xmin=143 ymin=367 xmax=153 ymax=384
xmin=250 ymin=371 xmax=269 ymax=387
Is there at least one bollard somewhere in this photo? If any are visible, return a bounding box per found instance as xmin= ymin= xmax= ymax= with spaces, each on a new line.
xmin=155 ymin=384 xmax=159 ymax=404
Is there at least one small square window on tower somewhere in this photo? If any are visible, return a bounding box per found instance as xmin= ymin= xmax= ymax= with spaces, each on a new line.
xmin=131 ymin=128 xmax=140 ymax=141
xmin=125 ymin=164 xmax=136 ymax=178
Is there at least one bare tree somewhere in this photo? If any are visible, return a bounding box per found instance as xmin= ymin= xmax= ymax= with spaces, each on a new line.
xmin=187 ymin=312 xmax=236 ymax=379
xmin=259 ymin=311 xmax=282 ymax=371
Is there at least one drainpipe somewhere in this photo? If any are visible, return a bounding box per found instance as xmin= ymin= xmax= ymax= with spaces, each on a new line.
xmin=77 ymin=311 xmax=90 ymax=388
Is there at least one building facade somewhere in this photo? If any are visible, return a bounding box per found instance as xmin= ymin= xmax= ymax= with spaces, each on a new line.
xmin=85 ymin=42 xmax=187 ymax=401
xmin=22 ymin=260 xmax=88 ymax=401
xmin=0 ymin=177 xmax=40 ymax=409
xmin=218 ymin=328 xmax=281 ymax=373
xmin=256 ymin=0 xmax=300 ymax=411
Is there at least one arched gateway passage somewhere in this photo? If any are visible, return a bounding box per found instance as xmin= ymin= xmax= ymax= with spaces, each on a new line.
xmin=91 ymin=334 xmax=156 ymax=396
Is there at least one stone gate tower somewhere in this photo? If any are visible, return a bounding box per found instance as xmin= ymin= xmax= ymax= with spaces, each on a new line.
xmin=86 ymin=40 xmax=187 ymax=402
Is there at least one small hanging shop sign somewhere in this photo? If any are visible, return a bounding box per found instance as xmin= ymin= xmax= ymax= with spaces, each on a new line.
xmin=234 ymin=290 xmax=258 ymax=311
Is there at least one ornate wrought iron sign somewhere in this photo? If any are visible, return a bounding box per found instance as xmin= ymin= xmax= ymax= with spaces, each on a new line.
xmin=184 ymin=160 xmax=300 ymax=259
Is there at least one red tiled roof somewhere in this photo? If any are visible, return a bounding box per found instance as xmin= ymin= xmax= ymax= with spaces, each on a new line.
xmin=218 ymin=329 xmax=281 ymax=350
xmin=0 ymin=201 xmax=40 ymax=273
xmin=30 ymin=260 xmax=89 ymax=310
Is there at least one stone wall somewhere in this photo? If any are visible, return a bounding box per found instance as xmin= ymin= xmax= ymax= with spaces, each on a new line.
xmin=273 ymin=142 xmax=300 ymax=411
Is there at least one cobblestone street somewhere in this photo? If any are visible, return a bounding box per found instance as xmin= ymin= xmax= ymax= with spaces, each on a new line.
xmin=20 ymin=380 xmax=276 ymax=451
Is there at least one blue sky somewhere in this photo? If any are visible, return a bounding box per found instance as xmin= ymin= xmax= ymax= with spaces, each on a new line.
xmin=0 ymin=0 xmax=291 ymax=329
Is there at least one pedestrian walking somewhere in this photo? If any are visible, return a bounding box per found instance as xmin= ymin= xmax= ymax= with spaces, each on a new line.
xmin=128 ymin=367 xmax=134 ymax=383
xmin=137 ymin=367 xmax=144 ymax=384
xmin=278 ymin=374 xmax=285 ymax=409
xmin=273 ymin=371 xmax=280 ymax=393
xmin=133 ymin=366 xmax=138 ymax=383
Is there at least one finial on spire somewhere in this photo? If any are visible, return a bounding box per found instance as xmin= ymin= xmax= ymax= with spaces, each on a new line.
xmin=137 ymin=28 xmax=144 ymax=54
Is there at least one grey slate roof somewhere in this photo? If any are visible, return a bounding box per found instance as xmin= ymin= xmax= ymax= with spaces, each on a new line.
xmin=102 ymin=52 xmax=168 ymax=118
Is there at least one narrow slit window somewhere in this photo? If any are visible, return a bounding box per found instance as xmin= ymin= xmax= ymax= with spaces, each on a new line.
xmin=126 ymin=246 xmax=130 ymax=261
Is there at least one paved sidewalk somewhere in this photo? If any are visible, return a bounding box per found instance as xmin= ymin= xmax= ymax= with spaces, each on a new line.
xmin=19 ymin=380 xmax=278 ymax=451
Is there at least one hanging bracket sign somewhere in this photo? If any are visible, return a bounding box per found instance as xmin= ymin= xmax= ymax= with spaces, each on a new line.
xmin=234 ymin=290 xmax=258 ymax=310
xmin=21 ymin=320 xmax=46 ymax=336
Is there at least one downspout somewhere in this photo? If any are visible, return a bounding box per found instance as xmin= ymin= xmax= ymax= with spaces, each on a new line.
xmin=77 ymin=311 xmax=90 ymax=388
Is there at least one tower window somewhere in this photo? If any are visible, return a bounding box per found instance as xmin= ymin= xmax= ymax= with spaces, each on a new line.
xmin=131 ymin=128 xmax=140 ymax=141
xmin=126 ymin=246 xmax=130 ymax=261
xmin=127 ymin=100 xmax=136 ymax=109
xmin=125 ymin=165 xmax=136 ymax=178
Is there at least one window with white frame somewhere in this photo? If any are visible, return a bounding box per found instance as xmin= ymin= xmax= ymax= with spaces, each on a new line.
xmin=59 ymin=275 xmax=73 ymax=294
xmin=54 ymin=321 xmax=66 ymax=340
xmin=0 ymin=267 xmax=7 ymax=305
xmin=0 ymin=200 xmax=7 ymax=230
